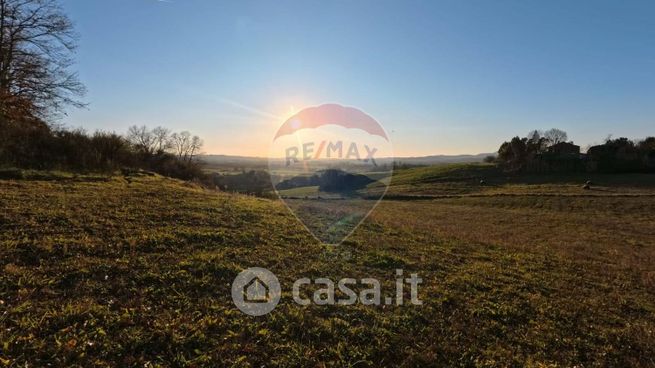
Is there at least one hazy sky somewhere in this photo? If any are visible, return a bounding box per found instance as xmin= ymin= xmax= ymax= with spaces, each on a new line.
xmin=60 ymin=0 xmax=655 ymax=156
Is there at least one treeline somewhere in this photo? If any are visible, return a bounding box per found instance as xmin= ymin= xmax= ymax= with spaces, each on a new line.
xmin=276 ymin=169 xmax=374 ymax=193
xmin=0 ymin=0 xmax=208 ymax=180
xmin=0 ymin=116 xmax=205 ymax=180
xmin=495 ymin=128 xmax=655 ymax=173
xmin=495 ymin=129 xmax=572 ymax=172
xmin=587 ymin=137 xmax=655 ymax=173
xmin=211 ymin=170 xmax=274 ymax=196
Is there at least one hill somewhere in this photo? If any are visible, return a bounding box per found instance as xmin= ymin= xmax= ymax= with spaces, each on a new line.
xmin=199 ymin=153 xmax=494 ymax=172
xmin=381 ymin=162 xmax=655 ymax=197
xmin=392 ymin=153 xmax=494 ymax=165
xmin=1 ymin=172 xmax=654 ymax=366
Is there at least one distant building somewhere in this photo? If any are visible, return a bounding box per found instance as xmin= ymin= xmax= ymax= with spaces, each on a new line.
xmin=547 ymin=142 xmax=580 ymax=155
xmin=527 ymin=142 xmax=584 ymax=173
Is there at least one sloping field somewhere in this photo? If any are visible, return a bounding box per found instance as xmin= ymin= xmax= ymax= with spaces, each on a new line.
xmin=383 ymin=163 xmax=655 ymax=197
xmin=1 ymin=173 xmax=654 ymax=367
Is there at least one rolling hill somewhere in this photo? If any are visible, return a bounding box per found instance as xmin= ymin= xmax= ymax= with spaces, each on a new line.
xmin=0 ymin=171 xmax=654 ymax=366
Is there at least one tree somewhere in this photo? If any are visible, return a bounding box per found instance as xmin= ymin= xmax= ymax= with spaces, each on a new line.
xmin=151 ymin=126 xmax=171 ymax=154
xmin=126 ymin=125 xmax=156 ymax=156
xmin=544 ymin=128 xmax=568 ymax=146
xmin=91 ymin=131 xmax=131 ymax=170
xmin=638 ymin=137 xmax=655 ymax=151
xmin=170 ymin=131 xmax=189 ymax=160
xmin=483 ymin=155 xmax=495 ymax=163
xmin=170 ymin=131 xmax=203 ymax=163
xmin=497 ymin=136 xmax=528 ymax=171
xmin=526 ymin=129 xmax=548 ymax=154
xmin=0 ymin=0 xmax=85 ymax=121
xmin=526 ymin=130 xmax=542 ymax=142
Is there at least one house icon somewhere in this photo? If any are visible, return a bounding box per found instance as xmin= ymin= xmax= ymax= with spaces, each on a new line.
xmin=243 ymin=276 xmax=270 ymax=303
xmin=232 ymin=267 xmax=281 ymax=316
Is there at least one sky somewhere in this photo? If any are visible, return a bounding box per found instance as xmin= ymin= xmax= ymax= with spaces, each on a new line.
xmin=59 ymin=0 xmax=655 ymax=157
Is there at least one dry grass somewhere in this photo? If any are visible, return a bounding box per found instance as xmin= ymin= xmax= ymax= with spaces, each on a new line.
xmin=0 ymin=169 xmax=654 ymax=367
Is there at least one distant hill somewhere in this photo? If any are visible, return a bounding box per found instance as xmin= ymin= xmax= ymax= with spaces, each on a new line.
xmin=200 ymin=153 xmax=495 ymax=168
xmin=201 ymin=154 xmax=269 ymax=166
xmin=392 ymin=153 xmax=494 ymax=165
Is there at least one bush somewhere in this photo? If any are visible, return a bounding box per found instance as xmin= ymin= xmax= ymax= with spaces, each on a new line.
xmin=0 ymin=117 xmax=207 ymax=181
xmin=483 ymin=155 xmax=496 ymax=163
xmin=0 ymin=168 xmax=25 ymax=180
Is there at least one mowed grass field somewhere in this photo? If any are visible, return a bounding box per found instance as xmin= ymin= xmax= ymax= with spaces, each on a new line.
xmin=1 ymin=166 xmax=655 ymax=367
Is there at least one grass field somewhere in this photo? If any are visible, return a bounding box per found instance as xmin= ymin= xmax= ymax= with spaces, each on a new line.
xmin=382 ymin=163 xmax=655 ymax=196
xmin=1 ymin=166 xmax=655 ymax=367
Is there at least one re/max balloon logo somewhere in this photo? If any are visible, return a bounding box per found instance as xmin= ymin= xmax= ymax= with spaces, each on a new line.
xmin=284 ymin=140 xmax=378 ymax=166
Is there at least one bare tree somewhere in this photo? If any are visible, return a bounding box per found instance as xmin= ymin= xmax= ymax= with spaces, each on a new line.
xmin=544 ymin=128 xmax=568 ymax=146
xmin=170 ymin=131 xmax=190 ymax=160
xmin=151 ymin=126 xmax=171 ymax=154
xmin=0 ymin=0 xmax=85 ymax=120
xmin=126 ymin=125 xmax=155 ymax=155
xmin=170 ymin=131 xmax=203 ymax=162
xmin=189 ymin=135 xmax=203 ymax=162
